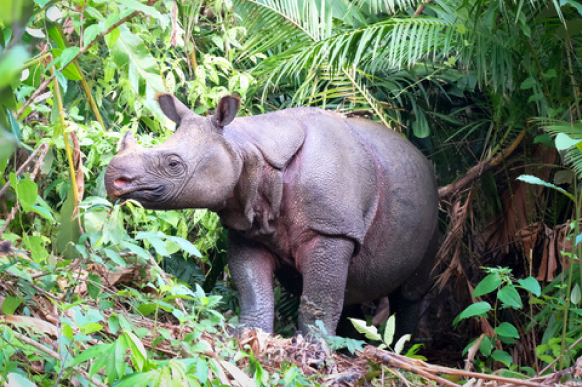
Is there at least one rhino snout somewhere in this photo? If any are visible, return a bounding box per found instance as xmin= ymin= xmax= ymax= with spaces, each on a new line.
xmin=105 ymin=165 xmax=136 ymax=200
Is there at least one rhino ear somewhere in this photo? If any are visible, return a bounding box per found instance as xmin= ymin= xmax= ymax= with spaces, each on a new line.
xmin=212 ymin=95 xmax=240 ymax=129
xmin=119 ymin=131 xmax=139 ymax=152
xmin=155 ymin=93 xmax=192 ymax=124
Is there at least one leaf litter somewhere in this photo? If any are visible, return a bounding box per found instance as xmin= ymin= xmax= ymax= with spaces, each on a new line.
xmin=0 ymin=245 xmax=580 ymax=386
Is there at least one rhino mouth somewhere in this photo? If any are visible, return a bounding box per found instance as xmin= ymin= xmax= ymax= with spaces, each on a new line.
xmin=116 ymin=185 xmax=165 ymax=202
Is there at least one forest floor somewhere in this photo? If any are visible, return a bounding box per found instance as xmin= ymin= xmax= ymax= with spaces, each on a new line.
xmin=1 ymin=255 xmax=581 ymax=386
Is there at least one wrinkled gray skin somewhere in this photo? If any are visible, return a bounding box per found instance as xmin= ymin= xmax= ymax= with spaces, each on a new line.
xmin=105 ymin=93 xmax=439 ymax=337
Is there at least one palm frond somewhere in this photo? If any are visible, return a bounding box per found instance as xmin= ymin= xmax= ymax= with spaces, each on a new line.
xmin=352 ymin=0 xmax=424 ymax=14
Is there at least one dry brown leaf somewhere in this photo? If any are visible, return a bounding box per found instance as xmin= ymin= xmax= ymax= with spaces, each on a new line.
xmin=537 ymin=237 xmax=549 ymax=281
xmin=70 ymin=131 xmax=84 ymax=203
xmin=1 ymin=315 xmax=58 ymax=336
xmin=372 ymin=296 xmax=391 ymax=326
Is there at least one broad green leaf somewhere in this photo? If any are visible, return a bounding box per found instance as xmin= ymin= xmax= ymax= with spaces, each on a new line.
xmin=498 ymin=285 xmax=522 ymax=309
xmin=84 ymin=6 xmax=105 ymax=21
xmin=71 ymin=343 xmax=112 ymax=366
xmin=394 ymin=334 xmax=411 ymax=355
xmin=125 ymin=331 xmax=148 ymax=371
xmin=453 ymin=302 xmax=491 ymax=325
xmin=102 ymin=206 xmax=124 ymax=246
xmin=15 ymin=178 xmax=38 ymax=212
xmin=90 ymin=356 xmax=108 ymax=379
xmin=480 ymin=335 xmax=492 ymax=356
xmin=1 ymin=295 xmax=23 ymax=315
xmin=114 ymin=372 xmax=156 ymax=387
xmin=104 ymin=248 xmax=126 ymax=266
xmin=516 ymin=175 xmax=575 ymax=202
xmin=412 ymin=113 xmax=430 ymax=138
xmin=137 ymin=303 xmax=157 ymax=316
xmin=491 ymin=350 xmax=513 ymax=366
xmin=5 ymin=373 xmax=36 ymax=387
xmin=473 ymin=273 xmax=502 ymax=297
xmin=107 ymin=25 xmax=165 ymax=117
xmin=62 ymin=324 xmax=74 ymax=340
xmin=83 ymin=209 xmax=108 ymax=235
xmin=555 ymin=132 xmax=582 ymax=152
xmin=383 ymin=314 xmax=396 ymax=346
xmin=23 ymin=235 xmax=49 ymax=264
xmin=572 ymin=283 xmax=581 ymax=306
xmin=0 ymin=46 xmax=29 ymax=89
xmin=349 ymin=318 xmax=381 ymax=341
xmin=83 ymin=23 xmax=102 ymax=48
xmin=117 ymin=0 xmax=162 ymax=19
xmin=562 ymin=0 xmax=582 ymax=16
xmin=494 ymin=322 xmax=520 ymax=338
xmin=87 ymin=273 xmax=102 ymax=300
xmin=520 ymin=77 xmax=536 ymax=90
xmin=47 ymin=24 xmax=66 ymax=49
xmin=108 ymin=335 xmax=131 ymax=381
xmin=121 ymin=241 xmax=150 ymax=260
xmin=59 ymin=46 xmax=80 ymax=69
xmin=167 ymin=236 xmax=202 ymax=258
xmin=148 ymin=237 xmax=168 ymax=256
xmin=56 ymin=185 xmax=82 ymax=260
xmin=30 ymin=204 xmax=56 ymax=222
xmin=517 ymin=277 xmax=541 ymax=297
xmin=81 ymin=322 xmax=104 ymax=335
xmin=108 ymin=315 xmax=120 ymax=335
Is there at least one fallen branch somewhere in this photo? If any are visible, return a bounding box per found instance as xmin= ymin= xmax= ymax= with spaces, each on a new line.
xmin=438 ymin=129 xmax=527 ymax=199
xmin=364 ymin=346 xmax=549 ymax=387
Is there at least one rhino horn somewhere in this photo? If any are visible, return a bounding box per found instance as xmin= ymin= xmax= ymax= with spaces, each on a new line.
xmin=119 ymin=131 xmax=139 ymax=152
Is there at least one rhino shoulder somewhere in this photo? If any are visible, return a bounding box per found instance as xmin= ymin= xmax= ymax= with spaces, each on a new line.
xmin=229 ymin=109 xmax=312 ymax=169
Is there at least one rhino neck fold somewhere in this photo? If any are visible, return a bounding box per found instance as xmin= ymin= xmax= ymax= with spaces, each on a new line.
xmin=217 ymin=145 xmax=284 ymax=237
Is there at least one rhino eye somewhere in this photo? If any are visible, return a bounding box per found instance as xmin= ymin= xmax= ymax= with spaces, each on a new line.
xmin=165 ymin=155 xmax=185 ymax=175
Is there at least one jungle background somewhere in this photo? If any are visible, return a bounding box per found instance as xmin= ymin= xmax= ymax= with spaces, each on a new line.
xmin=1 ymin=0 xmax=581 ymax=385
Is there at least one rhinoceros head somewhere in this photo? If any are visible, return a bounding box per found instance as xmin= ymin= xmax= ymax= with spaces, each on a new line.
xmin=105 ymin=94 xmax=242 ymax=210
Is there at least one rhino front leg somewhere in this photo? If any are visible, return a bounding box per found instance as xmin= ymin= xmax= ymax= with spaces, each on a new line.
xmin=297 ymin=236 xmax=354 ymax=336
xmin=228 ymin=232 xmax=275 ymax=333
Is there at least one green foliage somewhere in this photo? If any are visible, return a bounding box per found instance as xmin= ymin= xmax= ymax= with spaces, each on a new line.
xmin=1 ymin=0 xmax=582 ymax=383
xmin=455 ymin=267 xmax=541 ymax=372
xmin=348 ymin=317 xmax=424 ymax=359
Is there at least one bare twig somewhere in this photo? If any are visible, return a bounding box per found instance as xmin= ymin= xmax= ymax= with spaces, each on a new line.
xmin=8 ymin=331 xmax=107 ymax=387
xmin=147 ymin=253 xmax=187 ymax=315
xmin=537 ymin=334 xmax=582 ymax=375
xmin=0 ymin=143 xmax=50 ymax=237
xmin=0 ymin=143 xmax=49 ymax=198
xmin=16 ymin=75 xmax=55 ymax=120
xmin=413 ymin=0 xmax=432 ymax=17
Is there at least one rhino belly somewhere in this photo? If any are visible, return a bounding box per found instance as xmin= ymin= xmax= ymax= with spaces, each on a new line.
xmin=342 ymin=194 xmax=435 ymax=305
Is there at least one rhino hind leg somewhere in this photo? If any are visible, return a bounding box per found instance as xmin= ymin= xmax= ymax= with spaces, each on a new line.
xmin=390 ymin=229 xmax=439 ymax=340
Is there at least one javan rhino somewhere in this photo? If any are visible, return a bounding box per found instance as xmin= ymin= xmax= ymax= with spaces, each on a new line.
xmin=105 ymin=93 xmax=439 ymax=337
